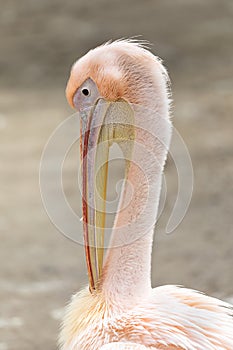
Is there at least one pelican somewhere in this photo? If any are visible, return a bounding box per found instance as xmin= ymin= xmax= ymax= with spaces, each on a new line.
xmin=59 ymin=40 xmax=233 ymax=350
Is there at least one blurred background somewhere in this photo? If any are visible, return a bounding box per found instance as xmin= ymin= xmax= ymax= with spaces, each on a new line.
xmin=0 ymin=0 xmax=233 ymax=349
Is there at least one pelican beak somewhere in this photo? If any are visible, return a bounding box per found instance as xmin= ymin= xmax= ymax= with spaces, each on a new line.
xmin=80 ymin=99 xmax=111 ymax=292
xmin=79 ymin=99 xmax=135 ymax=292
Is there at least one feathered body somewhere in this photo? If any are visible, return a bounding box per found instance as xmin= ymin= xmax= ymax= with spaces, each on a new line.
xmin=60 ymin=285 xmax=233 ymax=350
xmin=60 ymin=40 xmax=233 ymax=350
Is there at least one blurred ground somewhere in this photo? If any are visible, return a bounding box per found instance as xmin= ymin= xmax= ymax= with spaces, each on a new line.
xmin=0 ymin=0 xmax=233 ymax=349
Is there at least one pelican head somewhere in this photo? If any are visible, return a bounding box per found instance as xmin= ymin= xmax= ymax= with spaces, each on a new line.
xmin=65 ymin=40 xmax=171 ymax=293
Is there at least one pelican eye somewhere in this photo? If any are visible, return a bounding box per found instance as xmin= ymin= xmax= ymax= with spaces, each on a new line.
xmin=82 ymin=88 xmax=90 ymax=96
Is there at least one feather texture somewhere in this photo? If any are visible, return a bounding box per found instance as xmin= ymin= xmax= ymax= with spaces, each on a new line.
xmin=60 ymin=285 xmax=233 ymax=350
xmin=100 ymin=342 xmax=149 ymax=349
